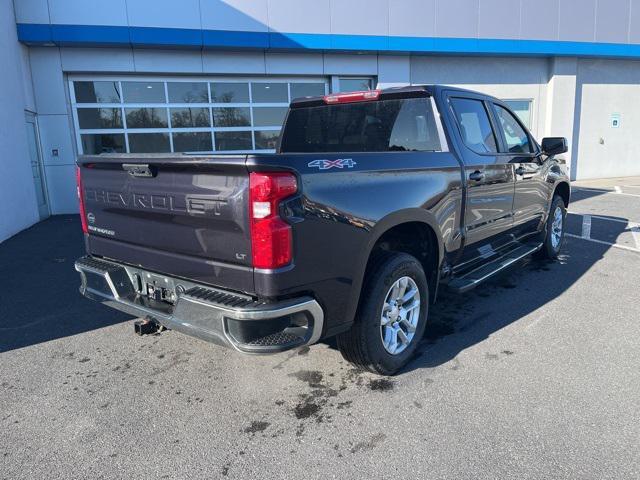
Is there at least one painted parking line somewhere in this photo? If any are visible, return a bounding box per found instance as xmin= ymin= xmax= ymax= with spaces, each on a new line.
xmin=566 ymin=234 xmax=640 ymax=254
xmin=566 ymin=212 xmax=640 ymax=254
xmin=572 ymin=187 xmax=640 ymax=198
xmin=581 ymin=215 xmax=591 ymax=239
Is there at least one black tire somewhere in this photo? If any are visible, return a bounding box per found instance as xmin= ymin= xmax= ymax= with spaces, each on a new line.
xmin=537 ymin=194 xmax=566 ymax=260
xmin=337 ymin=252 xmax=429 ymax=376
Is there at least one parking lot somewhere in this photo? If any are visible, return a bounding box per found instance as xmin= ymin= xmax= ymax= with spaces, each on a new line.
xmin=1 ymin=177 xmax=639 ymax=479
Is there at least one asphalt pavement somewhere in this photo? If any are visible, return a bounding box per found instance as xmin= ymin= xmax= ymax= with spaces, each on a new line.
xmin=1 ymin=178 xmax=639 ymax=479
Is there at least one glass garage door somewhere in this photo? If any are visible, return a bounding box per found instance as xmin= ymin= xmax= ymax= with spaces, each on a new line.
xmin=69 ymin=77 xmax=328 ymax=155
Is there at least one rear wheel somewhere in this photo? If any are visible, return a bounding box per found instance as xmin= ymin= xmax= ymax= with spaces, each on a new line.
xmin=537 ymin=194 xmax=566 ymax=260
xmin=337 ymin=252 xmax=428 ymax=375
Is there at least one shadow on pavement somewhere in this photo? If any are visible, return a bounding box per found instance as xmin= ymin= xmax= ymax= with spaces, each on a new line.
xmin=403 ymin=237 xmax=613 ymax=374
xmin=0 ymin=215 xmax=131 ymax=353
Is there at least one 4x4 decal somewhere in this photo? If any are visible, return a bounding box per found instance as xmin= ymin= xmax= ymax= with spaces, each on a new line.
xmin=308 ymin=158 xmax=357 ymax=170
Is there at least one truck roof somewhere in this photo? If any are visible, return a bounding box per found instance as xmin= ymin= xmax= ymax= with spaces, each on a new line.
xmin=289 ymin=84 xmax=500 ymax=108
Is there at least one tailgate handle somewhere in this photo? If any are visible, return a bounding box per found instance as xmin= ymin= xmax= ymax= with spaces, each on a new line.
xmin=123 ymin=163 xmax=155 ymax=178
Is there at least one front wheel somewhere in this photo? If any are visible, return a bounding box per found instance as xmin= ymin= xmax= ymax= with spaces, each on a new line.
xmin=337 ymin=252 xmax=428 ymax=375
xmin=538 ymin=195 xmax=566 ymax=260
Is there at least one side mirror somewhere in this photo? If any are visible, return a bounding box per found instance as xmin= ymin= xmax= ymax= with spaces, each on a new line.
xmin=541 ymin=137 xmax=568 ymax=156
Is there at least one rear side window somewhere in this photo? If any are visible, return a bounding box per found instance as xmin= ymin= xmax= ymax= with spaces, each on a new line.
xmin=279 ymin=97 xmax=441 ymax=153
xmin=450 ymin=98 xmax=498 ymax=154
xmin=494 ymin=104 xmax=533 ymax=154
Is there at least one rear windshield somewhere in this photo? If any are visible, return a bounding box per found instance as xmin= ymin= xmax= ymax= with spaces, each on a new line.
xmin=279 ymin=97 xmax=441 ymax=153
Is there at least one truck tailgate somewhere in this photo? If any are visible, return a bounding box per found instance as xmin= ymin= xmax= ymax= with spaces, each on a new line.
xmin=78 ymin=154 xmax=254 ymax=294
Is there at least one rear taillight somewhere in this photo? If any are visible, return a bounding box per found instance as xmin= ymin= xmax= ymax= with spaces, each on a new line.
xmin=249 ymin=172 xmax=297 ymax=269
xmin=323 ymin=89 xmax=381 ymax=104
xmin=76 ymin=166 xmax=88 ymax=234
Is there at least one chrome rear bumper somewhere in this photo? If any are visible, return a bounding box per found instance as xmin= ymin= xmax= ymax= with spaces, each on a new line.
xmin=75 ymin=256 xmax=324 ymax=354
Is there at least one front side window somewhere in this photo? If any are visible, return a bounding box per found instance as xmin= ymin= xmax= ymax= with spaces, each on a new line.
xmin=450 ymin=98 xmax=498 ymax=154
xmin=280 ymin=97 xmax=441 ymax=153
xmin=494 ymin=104 xmax=532 ymax=154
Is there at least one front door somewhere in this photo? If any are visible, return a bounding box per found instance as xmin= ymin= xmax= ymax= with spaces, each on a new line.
xmin=447 ymin=94 xmax=516 ymax=267
xmin=25 ymin=112 xmax=49 ymax=220
xmin=490 ymin=102 xmax=548 ymax=236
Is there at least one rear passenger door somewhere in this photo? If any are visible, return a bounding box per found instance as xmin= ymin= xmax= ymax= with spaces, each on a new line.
xmin=490 ymin=102 xmax=547 ymax=236
xmin=447 ymin=94 xmax=515 ymax=265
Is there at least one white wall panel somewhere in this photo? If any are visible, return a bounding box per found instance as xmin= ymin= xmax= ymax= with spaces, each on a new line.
xmin=388 ymin=0 xmax=435 ymax=37
xmin=126 ymin=0 xmax=201 ymax=29
xmin=478 ymin=0 xmax=521 ymax=40
xmin=49 ymin=0 xmax=128 ymax=26
xmin=1 ymin=0 xmax=39 ymax=241
xmin=37 ymin=115 xmax=75 ymax=167
xmin=377 ymin=55 xmax=410 ymax=88
xmin=330 ymin=0 xmax=388 ymax=36
xmin=13 ymin=0 xmax=50 ymax=24
xmin=265 ymin=53 xmax=323 ymax=74
xmin=202 ymin=51 xmax=266 ymax=74
xmin=29 ymin=48 xmax=67 ymax=115
xmin=324 ymin=54 xmax=378 ymax=75
xmin=435 ymin=0 xmax=479 ymax=38
xmin=60 ymin=48 xmax=135 ymax=72
xmin=44 ymin=164 xmax=78 ymax=214
xmin=201 ymin=0 xmax=269 ymax=32
xmin=133 ymin=50 xmax=203 ymax=73
xmin=268 ymin=0 xmax=330 ymax=34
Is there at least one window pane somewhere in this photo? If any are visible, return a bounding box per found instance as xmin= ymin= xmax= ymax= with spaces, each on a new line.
xmin=290 ymin=83 xmax=325 ymax=99
xmin=122 ymin=81 xmax=166 ymax=103
xmin=495 ymin=104 xmax=532 ymax=154
xmin=253 ymin=107 xmax=287 ymax=127
xmin=74 ymin=81 xmax=121 ymax=103
xmin=254 ymin=130 xmax=280 ymax=150
xmin=170 ymin=107 xmax=211 ymax=127
xmin=210 ymin=82 xmax=249 ymax=103
xmin=450 ymin=98 xmax=498 ymax=154
xmin=339 ymin=78 xmax=373 ymax=92
xmin=214 ymin=131 xmax=252 ymax=151
xmin=167 ymin=82 xmax=208 ymax=103
xmin=173 ymin=132 xmax=213 ymax=152
xmin=125 ymin=108 xmax=168 ymax=128
xmin=280 ymin=98 xmax=440 ymax=153
xmin=77 ymin=108 xmax=122 ymax=129
xmin=81 ymin=134 xmax=125 ymax=154
xmin=504 ymin=100 xmax=532 ymax=129
xmin=212 ymin=107 xmax=250 ymax=127
xmin=128 ymin=133 xmax=170 ymax=153
xmin=251 ymin=83 xmax=288 ymax=103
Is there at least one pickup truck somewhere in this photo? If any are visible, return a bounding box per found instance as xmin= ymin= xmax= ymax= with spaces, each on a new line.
xmin=75 ymin=85 xmax=570 ymax=375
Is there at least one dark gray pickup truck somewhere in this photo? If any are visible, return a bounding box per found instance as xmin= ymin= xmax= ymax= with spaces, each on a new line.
xmin=75 ymin=85 xmax=570 ymax=375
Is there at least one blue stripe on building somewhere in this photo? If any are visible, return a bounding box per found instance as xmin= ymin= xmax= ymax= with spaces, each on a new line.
xmin=16 ymin=23 xmax=640 ymax=59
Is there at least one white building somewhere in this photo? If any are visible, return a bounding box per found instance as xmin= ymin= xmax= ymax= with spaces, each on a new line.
xmin=2 ymin=0 xmax=640 ymax=242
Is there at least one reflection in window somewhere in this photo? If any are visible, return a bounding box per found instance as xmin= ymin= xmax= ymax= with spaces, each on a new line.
xmin=494 ymin=104 xmax=532 ymax=154
xmin=252 ymin=107 xmax=287 ymax=127
xmin=251 ymin=83 xmax=288 ymax=103
xmin=81 ymin=134 xmax=125 ymax=154
xmin=503 ymin=100 xmax=532 ymax=129
xmin=173 ymin=132 xmax=213 ymax=152
xmin=210 ymin=82 xmax=249 ymax=103
xmin=77 ymin=108 xmax=122 ymax=129
xmin=74 ymin=81 xmax=121 ymax=103
xmin=128 ymin=133 xmax=170 ymax=153
xmin=122 ymin=81 xmax=166 ymax=103
xmin=126 ymin=108 xmax=168 ymax=128
xmin=167 ymin=82 xmax=209 ymax=103
xmin=170 ymin=107 xmax=211 ymax=128
xmin=290 ymin=83 xmax=325 ymax=99
xmin=215 ymin=131 xmax=252 ymax=151
xmin=339 ymin=78 xmax=373 ymax=93
xmin=213 ymin=107 xmax=251 ymax=127
xmin=254 ymin=130 xmax=280 ymax=150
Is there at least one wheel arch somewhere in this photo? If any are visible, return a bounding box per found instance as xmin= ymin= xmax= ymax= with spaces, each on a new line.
xmin=341 ymin=210 xmax=444 ymax=331
xmin=553 ymin=181 xmax=571 ymax=208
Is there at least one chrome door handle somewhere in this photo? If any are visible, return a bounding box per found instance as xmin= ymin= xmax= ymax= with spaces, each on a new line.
xmin=469 ymin=171 xmax=485 ymax=182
